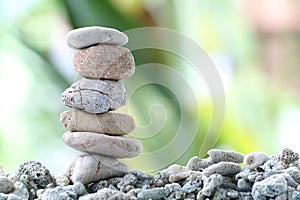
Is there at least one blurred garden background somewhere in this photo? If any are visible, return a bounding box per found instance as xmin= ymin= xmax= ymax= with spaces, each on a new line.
xmin=1 ymin=0 xmax=300 ymax=173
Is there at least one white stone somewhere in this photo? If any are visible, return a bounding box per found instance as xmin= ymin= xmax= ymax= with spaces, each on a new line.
xmin=67 ymin=26 xmax=128 ymax=49
xmin=63 ymin=131 xmax=142 ymax=158
xmin=68 ymin=154 xmax=129 ymax=185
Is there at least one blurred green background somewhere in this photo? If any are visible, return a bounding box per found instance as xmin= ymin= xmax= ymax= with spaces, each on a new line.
xmin=1 ymin=0 xmax=300 ymax=173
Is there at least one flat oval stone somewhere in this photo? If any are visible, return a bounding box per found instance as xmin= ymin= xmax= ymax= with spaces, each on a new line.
xmin=67 ymin=26 xmax=128 ymax=49
xmin=60 ymin=110 xmax=135 ymax=135
xmin=67 ymin=154 xmax=129 ymax=185
xmin=61 ymin=78 xmax=127 ymax=114
xmin=73 ymin=45 xmax=135 ymax=80
xmin=63 ymin=131 xmax=143 ymax=158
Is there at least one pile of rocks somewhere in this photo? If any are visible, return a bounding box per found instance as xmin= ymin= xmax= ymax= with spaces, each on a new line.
xmin=60 ymin=26 xmax=142 ymax=185
xmin=1 ymin=148 xmax=300 ymax=199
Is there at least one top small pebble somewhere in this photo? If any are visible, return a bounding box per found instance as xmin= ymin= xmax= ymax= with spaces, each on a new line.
xmin=67 ymin=26 xmax=128 ymax=49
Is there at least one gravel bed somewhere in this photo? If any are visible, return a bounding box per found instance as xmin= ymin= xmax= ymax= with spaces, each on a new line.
xmin=1 ymin=148 xmax=300 ymax=199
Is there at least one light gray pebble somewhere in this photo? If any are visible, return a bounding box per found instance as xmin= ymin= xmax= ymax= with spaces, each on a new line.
xmin=248 ymin=171 xmax=264 ymax=182
xmin=261 ymin=154 xmax=285 ymax=178
xmin=41 ymin=182 xmax=86 ymax=200
xmin=187 ymin=156 xmax=213 ymax=171
xmin=279 ymin=166 xmax=300 ymax=183
xmin=63 ymin=132 xmax=142 ymax=158
xmin=62 ymin=78 xmax=127 ymax=114
xmin=280 ymin=148 xmax=299 ymax=166
xmin=137 ymin=187 xmax=168 ymax=200
xmin=67 ymin=26 xmax=128 ymax=49
xmin=284 ymin=173 xmax=299 ymax=188
xmin=201 ymin=174 xmax=223 ymax=197
xmin=211 ymin=188 xmax=227 ymax=200
xmin=208 ymin=149 xmax=244 ymax=164
xmin=182 ymin=172 xmax=202 ymax=194
xmin=169 ymin=172 xmax=189 ymax=183
xmin=238 ymin=179 xmax=252 ymax=191
xmin=236 ymin=168 xmax=250 ymax=180
xmin=293 ymin=191 xmax=300 ymax=200
xmin=252 ymin=174 xmax=287 ymax=198
xmin=0 ymin=177 xmax=14 ymax=194
xmin=226 ymin=188 xmax=239 ymax=198
xmin=11 ymin=181 xmax=29 ymax=200
xmin=244 ymin=152 xmax=269 ymax=170
xmin=52 ymin=173 xmax=70 ymax=187
xmin=203 ymin=161 xmax=241 ymax=177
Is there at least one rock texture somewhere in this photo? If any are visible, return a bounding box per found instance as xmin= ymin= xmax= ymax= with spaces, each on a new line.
xmin=67 ymin=154 xmax=129 ymax=185
xmin=73 ymin=45 xmax=135 ymax=80
xmin=63 ymin=131 xmax=143 ymax=158
xmin=62 ymin=78 xmax=127 ymax=114
xmin=0 ymin=148 xmax=300 ymax=199
xmin=67 ymin=26 xmax=128 ymax=49
xmin=60 ymin=110 xmax=135 ymax=135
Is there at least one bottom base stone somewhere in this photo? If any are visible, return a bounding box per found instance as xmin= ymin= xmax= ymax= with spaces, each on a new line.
xmin=67 ymin=154 xmax=129 ymax=185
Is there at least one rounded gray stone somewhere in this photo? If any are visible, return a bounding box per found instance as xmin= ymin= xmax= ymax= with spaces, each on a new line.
xmin=60 ymin=110 xmax=135 ymax=135
xmin=67 ymin=26 xmax=128 ymax=49
xmin=0 ymin=176 xmax=14 ymax=194
xmin=68 ymin=154 xmax=129 ymax=185
xmin=61 ymin=78 xmax=127 ymax=114
xmin=207 ymin=149 xmax=244 ymax=164
xmin=73 ymin=45 xmax=135 ymax=80
xmin=62 ymin=131 xmax=143 ymax=158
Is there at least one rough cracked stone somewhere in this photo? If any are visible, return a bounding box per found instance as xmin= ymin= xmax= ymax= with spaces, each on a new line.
xmin=16 ymin=161 xmax=54 ymax=189
xmin=63 ymin=131 xmax=142 ymax=158
xmin=60 ymin=110 xmax=135 ymax=135
xmin=67 ymin=26 xmax=128 ymax=49
xmin=73 ymin=45 xmax=135 ymax=80
xmin=61 ymin=78 xmax=127 ymax=114
xmin=68 ymin=154 xmax=129 ymax=185
xmin=252 ymin=174 xmax=288 ymax=198
xmin=79 ymin=188 xmax=130 ymax=200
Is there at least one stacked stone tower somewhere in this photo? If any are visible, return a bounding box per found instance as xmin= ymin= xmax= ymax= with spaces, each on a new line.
xmin=60 ymin=26 xmax=142 ymax=185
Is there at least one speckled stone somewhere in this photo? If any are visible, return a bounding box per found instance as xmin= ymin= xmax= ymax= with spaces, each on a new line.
xmin=73 ymin=45 xmax=135 ymax=80
xmin=207 ymin=149 xmax=244 ymax=164
xmin=62 ymin=131 xmax=142 ymax=158
xmin=203 ymin=161 xmax=241 ymax=177
xmin=68 ymin=154 xmax=129 ymax=185
xmin=61 ymin=78 xmax=127 ymax=114
xmin=244 ymin=152 xmax=269 ymax=170
xmin=67 ymin=26 xmax=128 ymax=49
xmin=60 ymin=110 xmax=135 ymax=135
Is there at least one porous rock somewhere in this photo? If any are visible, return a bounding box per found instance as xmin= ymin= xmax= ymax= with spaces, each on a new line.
xmin=280 ymin=148 xmax=299 ymax=165
xmin=73 ymin=45 xmax=135 ymax=80
xmin=200 ymin=174 xmax=223 ymax=197
xmin=79 ymin=188 xmax=130 ymax=200
xmin=63 ymin=131 xmax=142 ymax=158
xmin=60 ymin=110 xmax=135 ymax=135
xmin=0 ymin=176 xmax=14 ymax=193
xmin=137 ymin=187 xmax=169 ymax=200
xmin=203 ymin=161 xmax=241 ymax=177
xmin=252 ymin=174 xmax=288 ymax=198
xmin=187 ymin=156 xmax=213 ymax=171
xmin=52 ymin=173 xmax=70 ymax=187
xmin=207 ymin=149 xmax=244 ymax=164
xmin=244 ymin=152 xmax=269 ymax=170
xmin=40 ymin=182 xmax=86 ymax=200
xmin=67 ymin=154 xmax=129 ymax=185
xmin=16 ymin=161 xmax=54 ymax=189
xmin=67 ymin=26 xmax=128 ymax=49
xmin=62 ymin=78 xmax=127 ymax=114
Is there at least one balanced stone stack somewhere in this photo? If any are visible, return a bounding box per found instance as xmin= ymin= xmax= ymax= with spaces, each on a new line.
xmin=60 ymin=26 xmax=142 ymax=185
